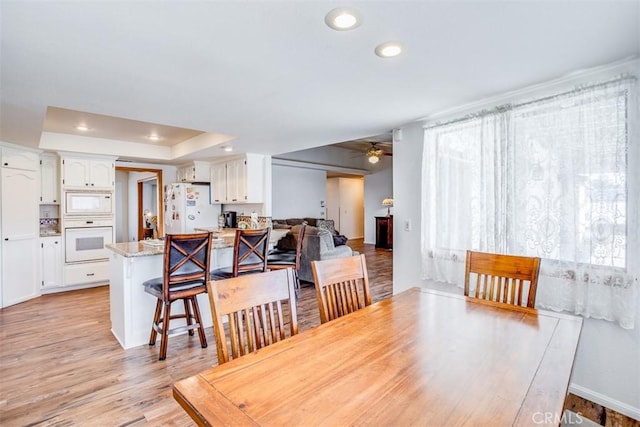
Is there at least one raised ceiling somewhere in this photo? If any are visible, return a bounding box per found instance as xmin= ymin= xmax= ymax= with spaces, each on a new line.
xmin=1 ymin=1 xmax=638 ymax=163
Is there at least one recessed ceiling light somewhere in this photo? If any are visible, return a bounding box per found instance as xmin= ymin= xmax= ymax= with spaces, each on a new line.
xmin=375 ymin=41 xmax=404 ymax=58
xmin=222 ymin=146 xmax=233 ymax=152
xmin=75 ymin=125 xmax=90 ymax=131
xmin=147 ymin=134 xmax=160 ymax=141
xmin=325 ymin=8 xmax=361 ymax=31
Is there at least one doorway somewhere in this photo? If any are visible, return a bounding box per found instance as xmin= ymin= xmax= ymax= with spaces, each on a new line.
xmin=137 ymin=177 xmax=158 ymax=240
xmin=114 ymin=167 xmax=164 ymax=242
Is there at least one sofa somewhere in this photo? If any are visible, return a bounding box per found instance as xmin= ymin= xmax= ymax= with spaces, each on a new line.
xmin=272 ymin=218 xmax=355 ymax=283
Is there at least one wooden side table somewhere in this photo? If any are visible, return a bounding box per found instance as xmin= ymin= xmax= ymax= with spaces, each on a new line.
xmin=375 ymin=216 xmax=393 ymax=250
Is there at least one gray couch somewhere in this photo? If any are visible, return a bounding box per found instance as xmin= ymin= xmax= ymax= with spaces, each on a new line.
xmin=272 ymin=218 xmax=355 ymax=283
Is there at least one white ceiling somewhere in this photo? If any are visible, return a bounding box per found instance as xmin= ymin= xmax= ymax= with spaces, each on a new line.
xmin=1 ymin=1 xmax=638 ymax=164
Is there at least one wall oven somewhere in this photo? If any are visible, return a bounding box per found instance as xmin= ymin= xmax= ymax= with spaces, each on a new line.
xmin=65 ymin=191 xmax=113 ymax=216
xmin=64 ymin=218 xmax=113 ymax=263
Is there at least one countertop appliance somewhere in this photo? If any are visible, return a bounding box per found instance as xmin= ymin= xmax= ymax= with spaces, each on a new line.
xmin=223 ymin=211 xmax=237 ymax=228
xmin=164 ymin=183 xmax=220 ymax=234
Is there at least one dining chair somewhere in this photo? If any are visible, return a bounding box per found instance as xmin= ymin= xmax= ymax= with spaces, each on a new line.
xmin=143 ymin=232 xmax=212 ymax=360
xmin=267 ymin=222 xmax=307 ymax=290
xmin=311 ymin=254 xmax=371 ymax=324
xmin=206 ymin=268 xmax=299 ymax=365
xmin=464 ymin=250 xmax=541 ymax=308
xmin=210 ymin=228 xmax=270 ymax=280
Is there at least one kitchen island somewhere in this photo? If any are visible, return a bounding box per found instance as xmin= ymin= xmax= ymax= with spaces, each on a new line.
xmin=105 ymin=236 xmax=234 ymax=349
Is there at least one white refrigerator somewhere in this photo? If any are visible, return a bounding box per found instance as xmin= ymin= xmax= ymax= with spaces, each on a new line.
xmin=164 ymin=183 xmax=220 ymax=234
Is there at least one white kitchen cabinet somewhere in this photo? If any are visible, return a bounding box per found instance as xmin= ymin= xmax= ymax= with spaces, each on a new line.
xmin=177 ymin=161 xmax=210 ymax=183
xmin=209 ymin=154 xmax=266 ymax=204
xmin=210 ymin=163 xmax=227 ymax=203
xmin=41 ymin=236 xmax=63 ymax=288
xmin=1 ymin=146 xmax=39 ymax=171
xmin=62 ymin=156 xmax=115 ymax=189
xmin=226 ymin=158 xmax=246 ymax=203
xmin=64 ymin=261 xmax=109 ymax=286
xmin=40 ymin=153 xmax=60 ymax=204
xmin=1 ymin=166 xmax=39 ymax=307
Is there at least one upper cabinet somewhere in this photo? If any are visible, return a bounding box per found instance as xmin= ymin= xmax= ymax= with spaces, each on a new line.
xmin=210 ymin=162 xmax=227 ymax=203
xmin=40 ymin=153 xmax=59 ymax=204
xmin=1 ymin=146 xmax=39 ymax=171
xmin=176 ymin=161 xmax=210 ymax=183
xmin=210 ymin=154 xmax=266 ymax=204
xmin=62 ymin=156 xmax=115 ymax=189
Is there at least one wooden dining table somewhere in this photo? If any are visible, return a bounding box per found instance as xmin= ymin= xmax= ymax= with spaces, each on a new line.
xmin=173 ymin=287 xmax=583 ymax=426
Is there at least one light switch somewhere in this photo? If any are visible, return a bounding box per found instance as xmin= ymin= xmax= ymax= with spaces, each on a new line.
xmin=404 ymin=219 xmax=412 ymax=231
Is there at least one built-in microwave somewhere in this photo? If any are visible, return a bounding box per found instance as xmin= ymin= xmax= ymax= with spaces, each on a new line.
xmin=64 ymin=191 xmax=113 ymax=216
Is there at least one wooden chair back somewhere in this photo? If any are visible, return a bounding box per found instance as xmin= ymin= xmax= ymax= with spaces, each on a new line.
xmin=232 ymin=228 xmax=270 ymax=276
xmin=207 ymin=268 xmax=298 ymax=365
xmin=464 ymin=250 xmax=541 ymax=308
xmin=163 ymin=232 xmax=212 ymax=302
xmin=292 ymin=222 xmax=307 ymax=271
xmin=311 ymin=254 xmax=371 ymax=324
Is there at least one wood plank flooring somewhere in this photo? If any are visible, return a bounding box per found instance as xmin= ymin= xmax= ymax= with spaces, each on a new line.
xmin=0 ymin=239 xmax=391 ymax=426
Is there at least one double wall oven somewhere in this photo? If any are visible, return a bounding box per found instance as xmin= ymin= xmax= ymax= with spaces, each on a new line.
xmin=63 ymin=191 xmax=114 ymax=264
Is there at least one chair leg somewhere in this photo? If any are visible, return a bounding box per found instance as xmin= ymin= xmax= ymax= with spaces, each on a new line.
xmin=190 ymin=296 xmax=208 ymax=349
xmin=149 ymin=299 xmax=163 ymax=346
xmin=159 ymin=301 xmax=172 ymax=361
xmin=184 ymin=298 xmax=194 ymax=336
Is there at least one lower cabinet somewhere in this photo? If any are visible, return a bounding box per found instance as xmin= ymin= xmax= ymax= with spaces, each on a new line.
xmin=41 ymin=236 xmax=63 ymax=289
xmin=2 ymin=238 xmax=39 ymax=306
xmin=64 ymin=261 xmax=109 ymax=286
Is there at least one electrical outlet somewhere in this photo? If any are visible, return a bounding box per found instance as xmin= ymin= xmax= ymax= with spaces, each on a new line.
xmin=404 ymin=219 xmax=412 ymax=231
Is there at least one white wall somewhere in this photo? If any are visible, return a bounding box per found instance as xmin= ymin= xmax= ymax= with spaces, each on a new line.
xmin=271 ymin=164 xmax=326 ymax=219
xmin=327 ymin=177 xmax=364 ymax=239
xmin=364 ymin=156 xmax=393 ymax=244
xmin=392 ymin=61 xmax=640 ymax=419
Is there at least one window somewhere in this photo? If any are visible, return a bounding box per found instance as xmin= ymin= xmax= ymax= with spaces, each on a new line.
xmin=421 ymin=76 xmax=637 ymax=328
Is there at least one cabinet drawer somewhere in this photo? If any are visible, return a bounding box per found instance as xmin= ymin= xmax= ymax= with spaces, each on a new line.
xmin=64 ymin=261 xmax=109 ymax=286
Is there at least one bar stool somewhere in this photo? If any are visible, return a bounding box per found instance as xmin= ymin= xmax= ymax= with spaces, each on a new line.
xmin=143 ymin=232 xmax=212 ymax=361
xmin=267 ymin=222 xmax=307 ymax=289
xmin=210 ymin=228 xmax=270 ymax=280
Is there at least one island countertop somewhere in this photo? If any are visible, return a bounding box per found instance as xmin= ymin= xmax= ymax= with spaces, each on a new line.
xmin=106 ymin=237 xmax=234 ymax=258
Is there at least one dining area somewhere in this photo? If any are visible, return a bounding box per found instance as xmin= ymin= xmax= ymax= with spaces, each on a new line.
xmin=145 ymin=229 xmax=584 ymax=426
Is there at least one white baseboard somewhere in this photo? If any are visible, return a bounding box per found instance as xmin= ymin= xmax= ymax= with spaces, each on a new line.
xmin=569 ymin=383 xmax=640 ymax=421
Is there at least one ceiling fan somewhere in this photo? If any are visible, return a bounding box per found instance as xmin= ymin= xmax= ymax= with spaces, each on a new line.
xmin=366 ymin=142 xmax=392 ymax=164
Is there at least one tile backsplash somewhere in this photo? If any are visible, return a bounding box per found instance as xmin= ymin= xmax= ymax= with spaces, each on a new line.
xmin=236 ymin=215 xmax=272 ymax=229
xmin=40 ymin=217 xmax=59 ymax=234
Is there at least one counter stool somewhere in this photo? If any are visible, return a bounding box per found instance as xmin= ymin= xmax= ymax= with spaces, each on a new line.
xmin=210 ymin=228 xmax=270 ymax=280
xmin=143 ymin=232 xmax=212 ymax=361
xmin=267 ymin=222 xmax=307 ymax=290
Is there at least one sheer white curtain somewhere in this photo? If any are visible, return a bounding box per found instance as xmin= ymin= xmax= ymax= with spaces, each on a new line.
xmin=421 ymin=77 xmax=638 ymax=328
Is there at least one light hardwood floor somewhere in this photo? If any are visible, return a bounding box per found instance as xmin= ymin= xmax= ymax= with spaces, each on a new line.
xmin=0 ymin=239 xmax=391 ymax=426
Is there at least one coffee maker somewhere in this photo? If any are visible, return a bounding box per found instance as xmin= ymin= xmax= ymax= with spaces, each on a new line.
xmin=223 ymin=211 xmax=237 ymax=228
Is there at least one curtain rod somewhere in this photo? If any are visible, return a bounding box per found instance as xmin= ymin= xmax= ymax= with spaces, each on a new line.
xmin=424 ymin=74 xmax=637 ymax=130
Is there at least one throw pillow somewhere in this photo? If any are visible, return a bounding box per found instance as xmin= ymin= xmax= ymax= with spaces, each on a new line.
xmin=317 ymin=219 xmax=336 ymax=235
xmin=333 ymin=235 xmax=348 ymax=246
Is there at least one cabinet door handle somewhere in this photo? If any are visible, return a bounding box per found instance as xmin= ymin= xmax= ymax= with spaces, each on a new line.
xmin=91 ymin=183 xmax=94 ymax=186
xmin=54 ymin=241 xmax=59 ymax=244
xmin=4 ymin=238 xmax=8 ymax=241
xmin=85 ymin=183 xmax=89 ymax=186
xmin=3 ymin=162 xmax=7 ymax=166
xmin=86 ymin=273 xmax=95 ymax=276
